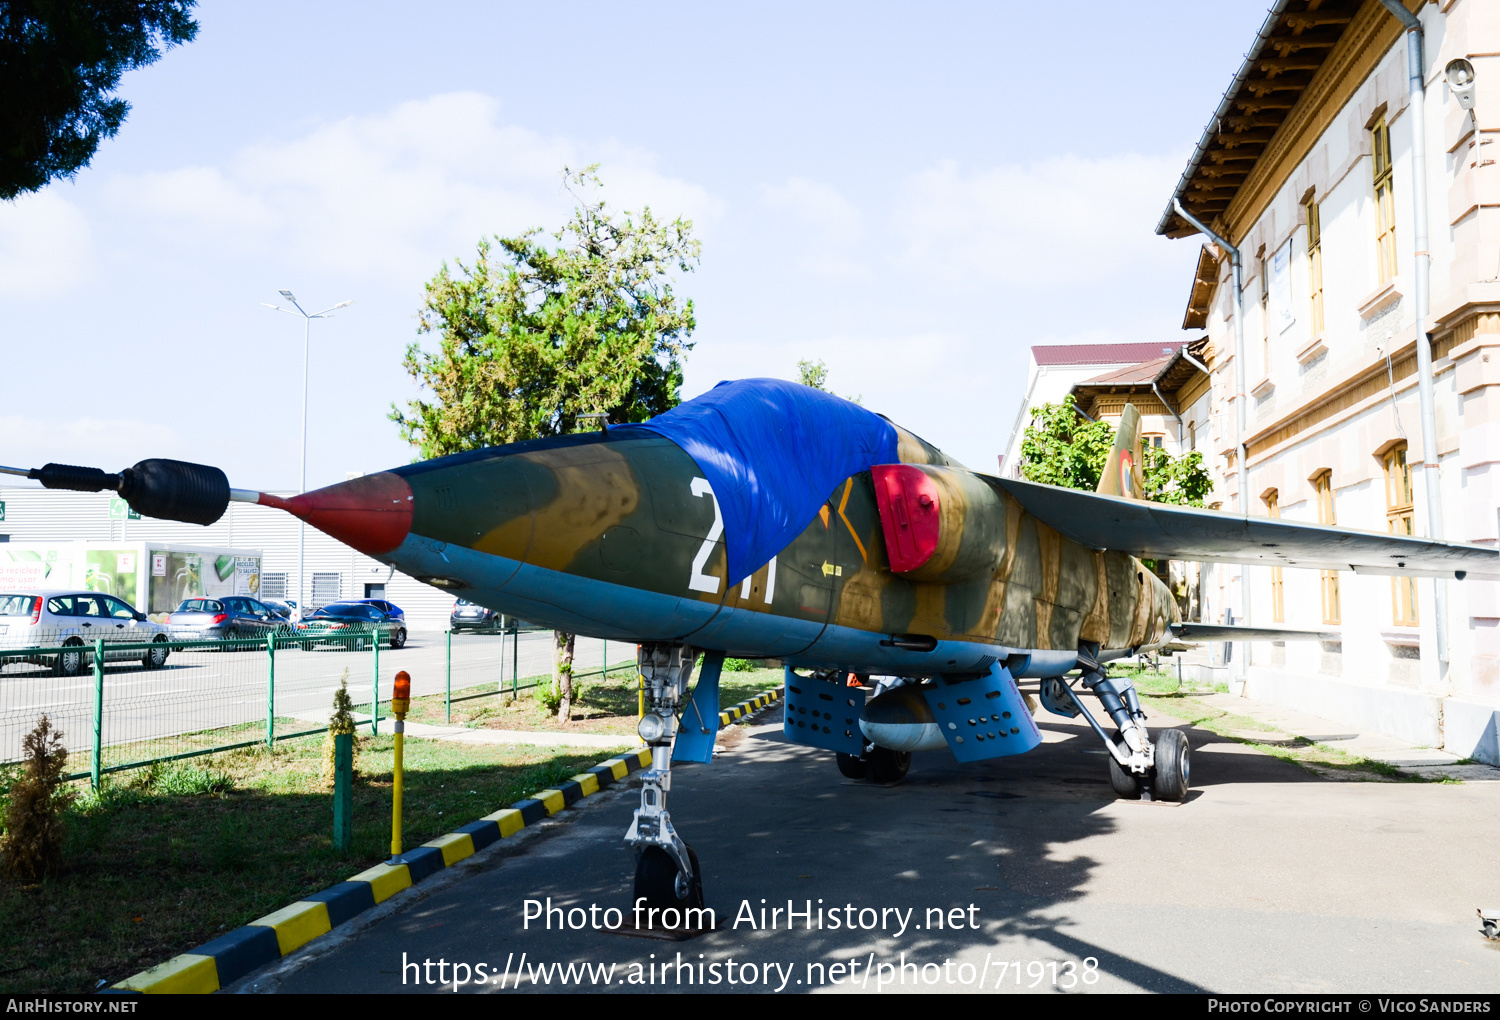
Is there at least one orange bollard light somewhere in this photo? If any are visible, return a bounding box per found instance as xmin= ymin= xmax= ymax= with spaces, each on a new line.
xmin=390 ymin=671 xmax=412 ymax=860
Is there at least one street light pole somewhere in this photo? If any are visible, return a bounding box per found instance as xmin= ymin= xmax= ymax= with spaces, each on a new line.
xmin=263 ymin=292 xmax=353 ymax=616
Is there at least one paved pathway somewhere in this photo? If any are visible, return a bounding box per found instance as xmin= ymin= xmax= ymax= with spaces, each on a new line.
xmin=242 ymin=699 xmax=1500 ymax=995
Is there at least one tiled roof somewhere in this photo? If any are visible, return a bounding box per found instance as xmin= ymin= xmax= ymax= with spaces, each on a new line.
xmin=1031 ymin=341 xmax=1186 ymax=367
xmin=1077 ymin=353 xmax=1177 ymax=387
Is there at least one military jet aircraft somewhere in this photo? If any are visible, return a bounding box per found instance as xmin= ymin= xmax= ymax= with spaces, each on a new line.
xmin=7 ymin=377 xmax=1497 ymax=911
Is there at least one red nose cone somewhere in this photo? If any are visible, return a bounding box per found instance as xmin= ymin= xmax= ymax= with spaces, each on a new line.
xmin=260 ymin=472 xmax=413 ymax=556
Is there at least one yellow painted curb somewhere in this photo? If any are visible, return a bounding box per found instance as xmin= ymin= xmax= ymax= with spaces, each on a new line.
xmin=423 ymin=832 xmax=476 ymax=866
xmin=483 ymin=807 xmax=524 ymax=837
xmin=349 ymin=862 xmax=413 ymax=904
xmin=600 ymin=758 xmax=629 ymax=780
xmin=113 ymin=953 xmax=218 ymax=993
xmin=535 ymin=788 xmax=566 ymax=815
xmin=250 ymin=900 xmax=332 ymax=956
xmin=570 ymin=773 xmax=600 ymax=796
xmin=637 ymin=748 xmax=653 ymax=768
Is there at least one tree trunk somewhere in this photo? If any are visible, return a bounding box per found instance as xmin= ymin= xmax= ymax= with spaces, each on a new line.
xmin=554 ymin=630 xmax=575 ymax=722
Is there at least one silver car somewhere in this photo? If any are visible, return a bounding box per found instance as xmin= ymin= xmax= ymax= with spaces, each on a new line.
xmin=0 ymin=590 xmax=172 ymax=676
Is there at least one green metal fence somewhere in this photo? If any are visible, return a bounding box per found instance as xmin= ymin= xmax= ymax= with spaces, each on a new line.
xmin=0 ymin=628 xmax=637 ymax=787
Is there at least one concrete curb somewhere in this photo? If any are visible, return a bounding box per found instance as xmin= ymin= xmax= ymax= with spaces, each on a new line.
xmin=112 ymin=684 xmax=782 ymax=994
xmin=110 ymin=746 xmax=653 ymax=993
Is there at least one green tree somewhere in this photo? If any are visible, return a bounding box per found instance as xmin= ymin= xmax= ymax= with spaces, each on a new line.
xmin=1 ymin=0 xmax=199 ymax=200
xmin=393 ymin=165 xmax=700 ymax=722
xmin=796 ymin=357 xmax=861 ymax=405
xmin=1018 ymin=396 xmax=1211 ymax=507
xmin=393 ymin=165 xmax=700 ymax=458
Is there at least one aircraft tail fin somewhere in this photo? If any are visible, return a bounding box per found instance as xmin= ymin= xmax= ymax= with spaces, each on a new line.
xmin=1096 ymin=403 xmax=1146 ymax=500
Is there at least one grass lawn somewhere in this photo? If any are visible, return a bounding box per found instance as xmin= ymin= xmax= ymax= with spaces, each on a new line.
xmin=405 ymin=665 xmax=785 ymax=736
xmin=0 ymin=733 xmax=633 ymax=993
xmin=1114 ymin=663 xmax=1456 ymax=783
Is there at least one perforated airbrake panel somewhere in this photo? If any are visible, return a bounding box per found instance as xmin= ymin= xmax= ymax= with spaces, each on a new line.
xmin=783 ymin=666 xmax=866 ymax=755
xmin=921 ymin=663 xmax=1041 ymax=763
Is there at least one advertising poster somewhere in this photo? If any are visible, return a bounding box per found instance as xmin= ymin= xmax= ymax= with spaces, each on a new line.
xmin=234 ymin=557 xmax=261 ymax=598
xmin=83 ymin=549 xmax=140 ymax=607
xmin=0 ymin=547 xmax=58 ymax=591
xmin=149 ymin=550 xmax=203 ymax=616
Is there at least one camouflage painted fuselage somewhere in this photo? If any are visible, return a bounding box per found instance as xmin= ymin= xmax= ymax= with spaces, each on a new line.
xmin=376 ymin=425 xmax=1178 ymax=676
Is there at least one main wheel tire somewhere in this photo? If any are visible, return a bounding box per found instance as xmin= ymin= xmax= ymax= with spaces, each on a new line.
xmin=1152 ymin=728 xmax=1191 ymax=801
xmin=141 ymin=636 xmax=168 ymax=670
xmin=633 ymin=845 xmax=703 ymax=914
xmin=389 ymin=628 xmax=407 ymax=650
xmin=53 ymin=638 xmax=86 ymax=677
xmin=1107 ymin=735 xmax=1141 ymax=797
xmin=836 ymin=752 xmax=868 ymax=779
xmin=868 ymin=746 xmax=911 ymax=783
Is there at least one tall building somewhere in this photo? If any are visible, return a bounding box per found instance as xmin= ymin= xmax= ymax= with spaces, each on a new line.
xmin=1156 ymin=0 xmax=1500 ymax=761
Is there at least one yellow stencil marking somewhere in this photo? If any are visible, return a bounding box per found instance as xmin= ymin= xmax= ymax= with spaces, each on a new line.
xmin=837 ymin=479 xmax=868 ymax=564
xmin=818 ymin=505 xmax=830 ymax=528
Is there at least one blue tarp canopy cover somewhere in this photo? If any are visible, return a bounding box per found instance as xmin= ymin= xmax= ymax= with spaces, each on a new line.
xmin=628 ymin=378 xmax=899 ymax=586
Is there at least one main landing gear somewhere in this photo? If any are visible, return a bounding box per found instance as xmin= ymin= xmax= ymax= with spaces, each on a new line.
xmin=1041 ymin=645 xmax=1191 ymax=802
xmin=625 ymin=644 xmax=705 ymax=913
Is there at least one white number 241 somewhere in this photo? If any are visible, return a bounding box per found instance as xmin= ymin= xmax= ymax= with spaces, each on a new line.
xmin=687 ymin=477 xmax=774 ymax=603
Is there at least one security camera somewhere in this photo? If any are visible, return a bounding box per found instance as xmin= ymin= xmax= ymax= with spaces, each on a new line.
xmin=1447 ymin=58 xmax=1477 ymax=111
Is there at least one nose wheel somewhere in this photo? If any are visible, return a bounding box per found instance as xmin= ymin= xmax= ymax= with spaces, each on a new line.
xmin=634 ymin=844 xmax=704 ymax=912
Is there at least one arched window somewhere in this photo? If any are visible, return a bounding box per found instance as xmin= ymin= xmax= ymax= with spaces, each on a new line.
xmin=1383 ymin=444 xmax=1418 ymax=626
xmin=1266 ymin=490 xmax=1284 ymax=623
xmin=1313 ymin=471 xmax=1340 ymax=625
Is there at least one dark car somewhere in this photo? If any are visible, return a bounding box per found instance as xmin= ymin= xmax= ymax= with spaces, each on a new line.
xmin=168 ymin=596 xmax=292 ymax=643
xmin=349 ymin=598 xmax=404 ymax=624
xmin=450 ymin=598 xmax=502 ymax=632
xmin=299 ymin=602 xmax=407 ymax=650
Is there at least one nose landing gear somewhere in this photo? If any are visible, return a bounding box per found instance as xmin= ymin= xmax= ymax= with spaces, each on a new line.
xmin=625 ymin=644 xmax=708 ymax=912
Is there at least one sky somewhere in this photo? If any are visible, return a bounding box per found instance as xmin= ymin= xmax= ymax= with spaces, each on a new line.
xmin=0 ymin=1 xmax=1273 ymax=490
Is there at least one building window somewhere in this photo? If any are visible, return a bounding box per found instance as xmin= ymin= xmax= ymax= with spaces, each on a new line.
xmin=1372 ymin=116 xmax=1397 ymax=286
xmin=1259 ymin=248 xmax=1270 ymax=374
xmin=1306 ymin=196 xmax=1324 ymax=336
xmin=1267 ymin=490 xmax=1284 ymax=623
xmin=1315 ymin=471 xmax=1340 ymax=625
xmin=1384 ymin=445 xmax=1418 ymax=626
xmin=311 ymin=572 xmax=342 ymax=607
xmin=260 ymin=573 xmax=287 ymax=600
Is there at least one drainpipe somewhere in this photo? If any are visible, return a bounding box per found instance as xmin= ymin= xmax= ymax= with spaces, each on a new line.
xmin=1173 ymin=198 xmax=1250 ymax=686
xmin=1376 ymin=0 xmax=1446 ymax=666
xmin=1152 ymin=380 xmax=1184 ymax=444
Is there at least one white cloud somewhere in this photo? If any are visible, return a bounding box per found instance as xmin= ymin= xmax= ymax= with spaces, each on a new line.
xmin=758 ymin=177 xmax=867 ymax=281
xmin=891 ymin=153 xmax=1187 ymax=287
xmin=0 ymin=416 xmax=179 ymax=471
xmin=103 ymin=92 xmax=722 ymax=283
xmin=0 ymin=190 xmax=97 ymax=298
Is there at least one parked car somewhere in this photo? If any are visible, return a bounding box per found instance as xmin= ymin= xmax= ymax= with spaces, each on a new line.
xmin=0 ymin=590 xmax=171 ymax=675
xmin=450 ymin=598 xmax=502 ymax=632
xmin=348 ymin=598 xmax=404 ymax=624
xmin=262 ymin=599 xmax=300 ymax=623
xmin=298 ymin=602 xmax=407 ymax=650
xmin=168 ymin=596 xmax=294 ymax=644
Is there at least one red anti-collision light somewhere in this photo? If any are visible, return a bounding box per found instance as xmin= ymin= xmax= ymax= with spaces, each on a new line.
xmin=257 ymin=472 xmax=413 ymax=557
xmin=393 ymin=671 xmax=411 ymax=701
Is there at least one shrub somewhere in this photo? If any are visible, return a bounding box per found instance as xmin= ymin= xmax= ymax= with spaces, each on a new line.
xmin=723 ymin=658 xmax=755 ymax=672
xmin=1 ymin=715 xmax=76 ymax=882
xmin=537 ymin=677 xmax=563 ymax=715
xmin=323 ymin=668 xmax=360 ymax=787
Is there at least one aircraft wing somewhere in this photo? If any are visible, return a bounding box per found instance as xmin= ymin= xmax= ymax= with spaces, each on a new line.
xmin=1169 ymin=622 xmax=1337 ymax=643
xmin=992 ymin=476 xmax=1500 ymax=580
